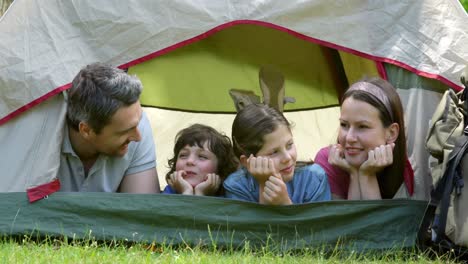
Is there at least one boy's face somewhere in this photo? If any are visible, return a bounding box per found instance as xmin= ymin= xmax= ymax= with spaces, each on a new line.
xmin=175 ymin=142 xmax=219 ymax=187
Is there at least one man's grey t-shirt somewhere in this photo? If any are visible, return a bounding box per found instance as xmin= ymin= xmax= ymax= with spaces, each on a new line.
xmin=58 ymin=112 xmax=156 ymax=192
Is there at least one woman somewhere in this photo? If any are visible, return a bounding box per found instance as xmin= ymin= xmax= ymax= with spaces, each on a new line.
xmin=314 ymin=77 xmax=414 ymax=200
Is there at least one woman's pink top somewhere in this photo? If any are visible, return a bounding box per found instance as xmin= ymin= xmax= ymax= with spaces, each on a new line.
xmin=314 ymin=147 xmax=414 ymax=198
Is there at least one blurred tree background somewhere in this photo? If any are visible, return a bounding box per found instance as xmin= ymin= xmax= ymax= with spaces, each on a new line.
xmin=461 ymin=0 xmax=468 ymax=10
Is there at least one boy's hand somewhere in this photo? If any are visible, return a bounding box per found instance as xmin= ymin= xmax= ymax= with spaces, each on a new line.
xmin=194 ymin=173 xmax=221 ymax=196
xmin=167 ymin=170 xmax=193 ymax=195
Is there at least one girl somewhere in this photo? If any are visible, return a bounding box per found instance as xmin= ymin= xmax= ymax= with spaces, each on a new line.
xmin=224 ymin=104 xmax=331 ymax=205
xmin=163 ymin=124 xmax=238 ymax=196
xmin=314 ymin=77 xmax=414 ymax=200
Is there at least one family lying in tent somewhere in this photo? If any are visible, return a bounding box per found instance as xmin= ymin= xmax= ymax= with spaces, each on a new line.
xmin=58 ymin=62 xmax=414 ymax=204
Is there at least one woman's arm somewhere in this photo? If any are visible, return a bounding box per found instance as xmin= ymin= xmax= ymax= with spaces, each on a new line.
xmin=347 ymin=170 xmax=381 ymax=200
xmin=356 ymin=173 xmax=381 ymax=199
xmin=346 ymin=170 xmax=362 ymax=200
xmin=354 ymin=144 xmax=394 ymax=200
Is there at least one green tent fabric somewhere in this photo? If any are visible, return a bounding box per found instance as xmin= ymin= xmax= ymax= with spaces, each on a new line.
xmin=129 ymin=24 xmax=341 ymax=113
xmin=1 ymin=192 xmax=427 ymax=251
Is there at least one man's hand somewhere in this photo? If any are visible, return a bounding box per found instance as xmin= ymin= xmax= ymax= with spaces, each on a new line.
xmin=167 ymin=170 xmax=193 ymax=195
xmin=194 ymin=173 xmax=221 ymax=196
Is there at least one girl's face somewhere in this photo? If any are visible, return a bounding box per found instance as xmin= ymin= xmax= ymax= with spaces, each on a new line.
xmin=175 ymin=142 xmax=218 ymax=187
xmin=256 ymin=124 xmax=297 ymax=182
xmin=338 ymin=97 xmax=394 ymax=168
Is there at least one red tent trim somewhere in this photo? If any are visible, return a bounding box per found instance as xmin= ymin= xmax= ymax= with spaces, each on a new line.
xmin=1 ymin=20 xmax=461 ymax=125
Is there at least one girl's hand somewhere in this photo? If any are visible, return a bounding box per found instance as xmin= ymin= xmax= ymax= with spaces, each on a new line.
xmin=167 ymin=170 xmax=193 ymax=195
xmin=194 ymin=173 xmax=221 ymax=196
xmin=328 ymin=144 xmax=357 ymax=175
xmin=262 ymin=174 xmax=292 ymax=205
xmin=359 ymin=143 xmax=394 ymax=177
xmin=246 ymin=155 xmax=278 ymax=184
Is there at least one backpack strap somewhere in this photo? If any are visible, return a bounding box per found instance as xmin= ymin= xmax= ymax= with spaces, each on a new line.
xmin=432 ymin=132 xmax=468 ymax=244
xmin=462 ymin=69 xmax=468 ymax=128
xmin=418 ymin=133 xmax=468 ymax=248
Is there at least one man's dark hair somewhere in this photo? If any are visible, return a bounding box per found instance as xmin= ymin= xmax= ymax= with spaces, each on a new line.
xmin=66 ymin=63 xmax=142 ymax=133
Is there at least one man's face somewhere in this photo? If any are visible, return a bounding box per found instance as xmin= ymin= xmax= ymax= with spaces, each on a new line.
xmin=88 ymin=101 xmax=143 ymax=157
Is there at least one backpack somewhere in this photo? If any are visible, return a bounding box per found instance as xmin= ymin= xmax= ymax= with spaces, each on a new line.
xmin=420 ymin=68 xmax=468 ymax=253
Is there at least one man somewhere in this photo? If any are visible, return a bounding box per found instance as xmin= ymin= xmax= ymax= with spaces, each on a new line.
xmin=58 ymin=63 xmax=160 ymax=193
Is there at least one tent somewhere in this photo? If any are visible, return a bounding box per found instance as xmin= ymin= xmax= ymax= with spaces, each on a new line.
xmin=0 ymin=0 xmax=467 ymax=252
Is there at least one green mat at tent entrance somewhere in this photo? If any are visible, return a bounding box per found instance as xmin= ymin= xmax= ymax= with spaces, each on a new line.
xmin=0 ymin=192 xmax=427 ymax=252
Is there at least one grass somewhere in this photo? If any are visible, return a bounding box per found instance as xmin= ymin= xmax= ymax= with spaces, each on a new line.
xmin=0 ymin=235 xmax=461 ymax=264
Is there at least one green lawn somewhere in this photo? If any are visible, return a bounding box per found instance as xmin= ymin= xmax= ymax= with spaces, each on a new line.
xmin=0 ymin=236 xmax=460 ymax=264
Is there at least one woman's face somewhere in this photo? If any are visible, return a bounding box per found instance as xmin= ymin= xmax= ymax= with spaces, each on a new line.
xmin=338 ymin=97 xmax=393 ymax=168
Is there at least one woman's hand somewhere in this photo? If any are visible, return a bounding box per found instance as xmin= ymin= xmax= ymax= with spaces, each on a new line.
xmin=359 ymin=143 xmax=394 ymax=177
xmin=167 ymin=170 xmax=193 ymax=195
xmin=245 ymin=155 xmax=278 ymax=184
xmin=262 ymin=174 xmax=292 ymax=205
xmin=348 ymin=143 xmax=392 ymax=200
xmin=328 ymin=144 xmax=357 ymax=175
xmin=194 ymin=173 xmax=221 ymax=196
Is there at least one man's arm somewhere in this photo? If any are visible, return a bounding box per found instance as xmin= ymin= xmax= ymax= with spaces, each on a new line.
xmin=119 ymin=168 xmax=160 ymax=193
xmin=119 ymin=111 xmax=160 ymax=193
